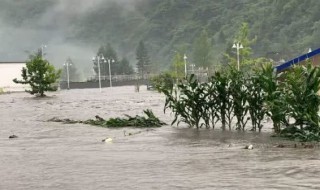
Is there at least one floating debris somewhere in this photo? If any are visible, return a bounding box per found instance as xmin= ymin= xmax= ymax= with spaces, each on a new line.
xmin=102 ymin=138 xmax=113 ymax=143
xmin=244 ymin=144 xmax=253 ymax=150
xmin=275 ymin=144 xmax=286 ymax=148
xmin=9 ymin=135 xmax=18 ymax=139
xmin=48 ymin=109 xmax=166 ymax=128
xmin=123 ymin=130 xmax=142 ymax=136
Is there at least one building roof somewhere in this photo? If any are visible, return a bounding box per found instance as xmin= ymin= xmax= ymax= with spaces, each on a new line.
xmin=0 ymin=62 xmax=25 ymax=64
xmin=275 ymin=48 xmax=320 ymax=72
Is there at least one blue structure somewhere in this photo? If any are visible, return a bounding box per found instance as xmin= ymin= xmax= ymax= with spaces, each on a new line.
xmin=275 ymin=48 xmax=320 ymax=72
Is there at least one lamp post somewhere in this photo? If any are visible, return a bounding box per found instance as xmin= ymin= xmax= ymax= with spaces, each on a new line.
xmin=183 ymin=54 xmax=187 ymax=79
xmin=232 ymin=42 xmax=243 ymax=71
xmin=190 ymin=64 xmax=195 ymax=74
xmin=41 ymin=44 xmax=47 ymax=58
xmin=92 ymin=54 xmax=106 ymax=92
xmin=64 ymin=60 xmax=72 ymax=90
xmin=106 ymin=59 xmax=115 ymax=87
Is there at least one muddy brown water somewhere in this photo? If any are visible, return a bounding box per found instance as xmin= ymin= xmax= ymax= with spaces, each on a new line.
xmin=1 ymin=86 xmax=320 ymax=190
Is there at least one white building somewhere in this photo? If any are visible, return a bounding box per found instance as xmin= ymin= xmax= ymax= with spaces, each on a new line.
xmin=0 ymin=62 xmax=28 ymax=92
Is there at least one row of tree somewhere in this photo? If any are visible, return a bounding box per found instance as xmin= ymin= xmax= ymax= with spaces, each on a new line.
xmin=93 ymin=43 xmax=134 ymax=76
xmin=164 ymin=22 xmax=257 ymax=81
xmin=59 ymin=40 xmax=152 ymax=82
xmin=92 ymin=40 xmax=151 ymax=78
xmin=60 ymin=22 xmax=265 ymax=82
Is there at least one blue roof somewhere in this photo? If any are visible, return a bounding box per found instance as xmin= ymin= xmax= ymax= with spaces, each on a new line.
xmin=275 ymin=48 xmax=320 ymax=72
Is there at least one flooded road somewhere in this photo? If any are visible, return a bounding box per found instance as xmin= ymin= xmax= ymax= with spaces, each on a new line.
xmin=1 ymin=86 xmax=320 ymax=190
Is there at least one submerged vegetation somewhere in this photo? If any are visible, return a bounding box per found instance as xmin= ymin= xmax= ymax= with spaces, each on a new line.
xmin=158 ymin=61 xmax=320 ymax=142
xmin=147 ymin=20 xmax=320 ymax=143
xmin=48 ymin=109 xmax=166 ymax=128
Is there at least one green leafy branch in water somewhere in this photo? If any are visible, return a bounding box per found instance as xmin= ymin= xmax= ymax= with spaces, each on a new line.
xmin=48 ymin=109 xmax=166 ymax=128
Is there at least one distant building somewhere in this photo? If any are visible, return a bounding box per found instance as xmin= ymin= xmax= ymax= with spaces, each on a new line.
xmin=0 ymin=62 xmax=28 ymax=92
xmin=275 ymin=48 xmax=320 ymax=72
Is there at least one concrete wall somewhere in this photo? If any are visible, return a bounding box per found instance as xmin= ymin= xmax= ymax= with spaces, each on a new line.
xmin=60 ymin=79 xmax=150 ymax=89
xmin=0 ymin=63 xmax=28 ymax=92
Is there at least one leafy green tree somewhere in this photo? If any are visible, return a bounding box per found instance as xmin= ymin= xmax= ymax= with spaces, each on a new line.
xmin=13 ymin=53 xmax=61 ymax=97
xmin=234 ymin=23 xmax=257 ymax=60
xmin=136 ymin=40 xmax=151 ymax=77
xmin=192 ymin=29 xmax=212 ymax=68
xmin=170 ymin=52 xmax=185 ymax=79
xmin=224 ymin=23 xmax=257 ymax=71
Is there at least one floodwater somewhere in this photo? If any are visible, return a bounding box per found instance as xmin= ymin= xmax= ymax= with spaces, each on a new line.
xmin=1 ymin=86 xmax=320 ymax=190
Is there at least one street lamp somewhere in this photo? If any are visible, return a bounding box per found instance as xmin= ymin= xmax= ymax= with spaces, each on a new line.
xmin=106 ymin=58 xmax=115 ymax=87
xmin=41 ymin=45 xmax=47 ymax=58
xmin=190 ymin=64 xmax=195 ymax=74
xmin=92 ymin=55 xmax=106 ymax=92
xmin=232 ymin=42 xmax=243 ymax=71
xmin=183 ymin=54 xmax=187 ymax=78
xmin=64 ymin=60 xmax=72 ymax=90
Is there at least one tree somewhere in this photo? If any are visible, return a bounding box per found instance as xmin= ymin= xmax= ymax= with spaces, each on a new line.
xmin=222 ymin=23 xmax=257 ymax=72
xmin=93 ymin=43 xmax=118 ymax=77
xmin=170 ymin=52 xmax=185 ymax=79
xmin=13 ymin=53 xmax=61 ymax=97
xmin=61 ymin=57 xmax=79 ymax=82
xmin=234 ymin=22 xmax=257 ymax=61
xmin=136 ymin=40 xmax=151 ymax=77
xmin=192 ymin=29 xmax=212 ymax=68
xmin=117 ymin=58 xmax=134 ymax=75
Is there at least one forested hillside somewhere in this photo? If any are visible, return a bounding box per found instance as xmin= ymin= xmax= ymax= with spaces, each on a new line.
xmin=1 ymin=0 xmax=320 ymax=71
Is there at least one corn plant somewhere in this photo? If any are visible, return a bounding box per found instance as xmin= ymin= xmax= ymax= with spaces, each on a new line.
xmin=211 ymin=72 xmax=234 ymax=130
xmin=246 ymin=73 xmax=267 ymax=132
xmin=163 ymin=75 xmax=207 ymax=128
xmin=259 ymin=63 xmax=286 ymax=133
xmin=177 ymin=75 xmax=207 ymax=128
xmin=205 ymin=78 xmax=220 ymax=129
xmin=229 ymin=68 xmax=249 ymax=131
xmin=162 ymin=82 xmax=184 ymax=126
xmin=280 ymin=63 xmax=320 ymax=141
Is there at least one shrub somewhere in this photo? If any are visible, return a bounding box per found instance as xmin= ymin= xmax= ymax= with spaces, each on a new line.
xmin=151 ymin=72 xmax=175 ymax=93
xmin=13 ymin=53 xmax=61 ymax=97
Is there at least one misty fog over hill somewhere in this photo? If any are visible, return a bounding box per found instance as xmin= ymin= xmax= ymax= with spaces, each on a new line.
xmin=0 ymin=0 xmax=319 ymax=79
